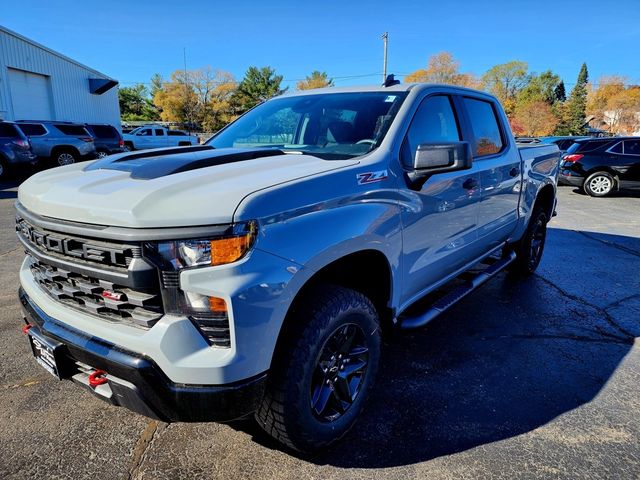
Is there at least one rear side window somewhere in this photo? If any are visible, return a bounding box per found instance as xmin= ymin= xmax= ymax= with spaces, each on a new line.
xmin=55 ymin=125 xmax=89 ymax=136
xmin=402 ymin=95 xmax=460 ymax=166
xmin=463 ymin=98 xmax=504 ymax=156
xmin=154 ymin=129 xmax=165 ymax=136
xmin=17 ymin=123 xmax=47 ymax=136
xmin=0 ymin=123 xmax=20 ymax=138
xmin=624 ymin=140 xmax=640 ymax=155
xmin=89 ymin=125 xmax=118 ymax=138
xmin=609 ymin=142 xmax=623 ymax=154
xmin=573 ymin=140 xmax=614 ymax=154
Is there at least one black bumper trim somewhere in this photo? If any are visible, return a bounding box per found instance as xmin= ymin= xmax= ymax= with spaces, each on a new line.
xmin=19 ymin=288 xmax=267 ymax=422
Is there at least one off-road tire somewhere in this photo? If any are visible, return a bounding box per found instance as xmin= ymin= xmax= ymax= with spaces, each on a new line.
xmin=255 ymin=285 xmax=381 ymax=453
xmin=509 ymin=206 xmax=548 ymax=276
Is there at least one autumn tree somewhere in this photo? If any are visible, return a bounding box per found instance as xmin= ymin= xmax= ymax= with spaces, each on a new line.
xmin=514 ymin=100 xmax=558 ymax=136
xmin=481 ymin=61 xmax=529 ymax=115
xmin=153 ymin=70 xmax=198 ymax=126
xmin=232 ymin=66 xmax=287 ymax=114
xmin=405 ymin=52 xmax=478 ymax=87
xmin=297 ymin=71 xmax=333 ymax=90
xmin=588 ymin=77 xmax=640 ymax=134
xmin=153 ymin=68 xmax=237 ymax=131
xmin=118 ymin=84 xmax=159 ymax=121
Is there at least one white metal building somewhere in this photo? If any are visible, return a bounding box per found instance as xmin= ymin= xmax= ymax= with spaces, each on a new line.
xmin=0 ymin=26 xmax=120 ymax=127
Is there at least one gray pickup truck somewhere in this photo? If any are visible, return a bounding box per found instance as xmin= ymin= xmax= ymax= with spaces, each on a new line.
xmin=16 ymin=83 xmax=559 ymax=452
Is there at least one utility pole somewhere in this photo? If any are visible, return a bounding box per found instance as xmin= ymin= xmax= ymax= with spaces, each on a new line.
xmin=381 ymin=32 xmax=388 ymax=83
xmin=183 ymin=47 xmax=190 ymax=134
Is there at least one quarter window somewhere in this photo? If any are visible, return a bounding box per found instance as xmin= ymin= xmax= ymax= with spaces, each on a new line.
xmin=623 ymin=140 xmax=640 ymax=155
xmin=463 ymin=98 xmax=504 ymax=156
xmin=402 ymin=95 xmax=460 ymax=167
xmin=609 ymin=142 xmax=623 ymax=154
xmin=0 ymin=124 xmax=19 ymax=137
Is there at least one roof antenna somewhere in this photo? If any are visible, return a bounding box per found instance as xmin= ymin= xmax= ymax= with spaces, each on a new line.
xmin=383 ymin=74 xmax=400 ymax=87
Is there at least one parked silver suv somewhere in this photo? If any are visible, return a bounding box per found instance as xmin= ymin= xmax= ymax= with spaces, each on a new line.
xmin=16 ymin=121 xmax=97 ymax=166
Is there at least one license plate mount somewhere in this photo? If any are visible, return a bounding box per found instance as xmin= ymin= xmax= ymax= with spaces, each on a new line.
xmin=27 ymin=328 xmax=65 ymax=380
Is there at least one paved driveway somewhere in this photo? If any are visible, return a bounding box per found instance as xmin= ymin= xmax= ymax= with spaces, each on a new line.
xmin=0 ymin=180 xmax=638 ymax=479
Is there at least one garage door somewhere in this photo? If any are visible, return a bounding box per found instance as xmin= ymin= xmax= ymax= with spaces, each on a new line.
xmin=8 ymin=68 xmax=53 ymax=121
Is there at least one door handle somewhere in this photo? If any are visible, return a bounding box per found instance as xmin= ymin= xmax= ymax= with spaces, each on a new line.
xmin=462 ymin=178 xmax=478 ymax=190
xmin=509 ymin=167 xmax=520 ymax=177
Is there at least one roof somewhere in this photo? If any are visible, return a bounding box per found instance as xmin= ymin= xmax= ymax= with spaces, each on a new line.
xmin=0 ymin=25 xmax=115 ymax=80
xmin=278 ymin=82 xmax=497 ymax=100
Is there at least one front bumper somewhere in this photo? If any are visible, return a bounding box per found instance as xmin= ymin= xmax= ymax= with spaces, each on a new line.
xmin=19 ymin=288 xmax=267 ymax=422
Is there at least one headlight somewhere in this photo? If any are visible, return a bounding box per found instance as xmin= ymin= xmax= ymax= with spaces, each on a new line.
xmin=144 ymin=221 xmax=257 ymax=270
xmin=142 ymin=221 xmax=257 ymax=348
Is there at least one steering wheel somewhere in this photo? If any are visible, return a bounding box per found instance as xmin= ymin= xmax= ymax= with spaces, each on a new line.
xmin=356 ymin=139 xmax=376 ymax=145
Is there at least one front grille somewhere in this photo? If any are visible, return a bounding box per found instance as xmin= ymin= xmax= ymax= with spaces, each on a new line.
xmin=28 ymin=256 xmax=163 ymax=328
xmin=16 ymin=216 xmax=139 ymax=271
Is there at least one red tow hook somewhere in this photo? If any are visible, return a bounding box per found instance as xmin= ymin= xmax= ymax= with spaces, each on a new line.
xmin=88 ymin=370 xmax=108 ymax=388
xmin=21 ymin=324 xmax=32 ymax=335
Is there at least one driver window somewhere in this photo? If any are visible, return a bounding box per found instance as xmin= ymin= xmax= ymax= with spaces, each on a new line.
xmin=402 ymin=95 xmax=460 ymax=167
xmin=138 ymin=129 xmax=152 ymax=136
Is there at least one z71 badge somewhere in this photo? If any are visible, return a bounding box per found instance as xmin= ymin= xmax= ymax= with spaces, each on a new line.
xmin=357 ymin=170 xmax=388 ymax=185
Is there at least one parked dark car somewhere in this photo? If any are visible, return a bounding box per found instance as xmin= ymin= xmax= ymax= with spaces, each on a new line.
xmin=84 ymin=124 xmax=125 ymax=158
xmin=16 ymin=121 xmax=97 ymax=166
xmin=0 ymin=120 xmax=38 ymax=179
xmin=559 ymin=137 xmax=640 ymax=196
xmin=539 ymin=136 xmax=590 ymax=154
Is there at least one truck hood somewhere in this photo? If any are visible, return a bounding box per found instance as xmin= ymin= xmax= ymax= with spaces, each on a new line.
xmin=18 ymin=147 xmax=358 ymax=227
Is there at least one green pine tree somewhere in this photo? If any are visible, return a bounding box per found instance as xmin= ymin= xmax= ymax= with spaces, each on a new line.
xmin=565 ymin=63 xmax=589 ymax=135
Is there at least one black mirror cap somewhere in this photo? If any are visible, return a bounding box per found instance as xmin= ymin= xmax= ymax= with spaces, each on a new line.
xmin=407 ymin=141 xmax=473 ymax=187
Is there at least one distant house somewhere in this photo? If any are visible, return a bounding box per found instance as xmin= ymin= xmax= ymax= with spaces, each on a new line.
xmin=0 ymin=25 xmax=120 ymax=128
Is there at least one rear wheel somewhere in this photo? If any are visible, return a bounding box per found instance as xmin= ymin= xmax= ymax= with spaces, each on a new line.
xmin=96 ymin=150 xmax=109 ymax=159
xmin=123 ymin=142 xmax=134 ymax=151
xmin=509 ymin=206 xmax=548 ymax=276
xmin=255 ymin=285 xmax=381 ymax=453
xmin=0 ymin=157 xmax=8 ymax=180
xmin=584 ymin=171 xmax=614 ymax=197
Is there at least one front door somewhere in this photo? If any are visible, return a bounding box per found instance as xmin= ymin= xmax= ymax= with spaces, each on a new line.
xmin=399 ymin=95 xmax=481 ymax=307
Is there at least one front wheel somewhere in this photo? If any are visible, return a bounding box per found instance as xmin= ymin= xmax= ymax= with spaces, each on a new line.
xmin=255 ymin=285 xmax=381 ymax=453
xmin=509 ymin=206 xmax=548 ymax=276
xmin=54 ymin=150 xmax=77 ymax=166
xmin=584 ymin=171 xmax=615 ymax=197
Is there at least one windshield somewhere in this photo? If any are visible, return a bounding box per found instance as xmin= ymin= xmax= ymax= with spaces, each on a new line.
xmin=207 ymin=92 xmax=408 ymax=159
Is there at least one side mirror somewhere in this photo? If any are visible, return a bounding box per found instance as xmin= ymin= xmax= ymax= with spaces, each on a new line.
xmin=408 ymin=141 xmax=473 ymax=184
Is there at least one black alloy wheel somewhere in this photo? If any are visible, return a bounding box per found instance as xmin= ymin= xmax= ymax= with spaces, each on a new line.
xmin=310 ymin=323 xmax=369 ymax=422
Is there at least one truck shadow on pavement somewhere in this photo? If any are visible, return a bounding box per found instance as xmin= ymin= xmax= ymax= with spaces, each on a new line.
xmin=234 ymin=229 xmax=639 ymax=468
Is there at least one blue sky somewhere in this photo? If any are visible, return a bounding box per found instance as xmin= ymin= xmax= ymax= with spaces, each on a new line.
xmin=4 ymin=0 xmax=640 ymax=90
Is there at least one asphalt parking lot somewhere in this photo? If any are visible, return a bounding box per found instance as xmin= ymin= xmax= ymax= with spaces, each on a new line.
xmin=0 ymin=180 xmax=638 ymax=480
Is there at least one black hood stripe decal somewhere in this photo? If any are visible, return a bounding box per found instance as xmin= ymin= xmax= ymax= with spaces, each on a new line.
xmin=85 ymin=147 xmax=292 ymax=180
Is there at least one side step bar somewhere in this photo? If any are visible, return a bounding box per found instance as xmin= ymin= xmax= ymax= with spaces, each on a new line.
xmin=400 ymin=250 xmax=516 ymax=330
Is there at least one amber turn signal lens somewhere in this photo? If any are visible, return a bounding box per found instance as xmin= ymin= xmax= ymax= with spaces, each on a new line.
xmin=210 ymin=235 xmax=252 ymax=266
xmin=208 ymin=296 xmax=227 ymax=313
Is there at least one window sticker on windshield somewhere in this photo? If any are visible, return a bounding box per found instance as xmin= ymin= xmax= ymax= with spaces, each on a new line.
xmin=384 ymin=95 xmax=397 ymax=102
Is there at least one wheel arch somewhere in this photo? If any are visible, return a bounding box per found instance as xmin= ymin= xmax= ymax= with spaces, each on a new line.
xmin=269 ymin=249 xmax=394 ymax=370
xmin=50 ymin=144 xmax=80 ymax=158
xmin=533 ymin=183 xmax=556 ymax=220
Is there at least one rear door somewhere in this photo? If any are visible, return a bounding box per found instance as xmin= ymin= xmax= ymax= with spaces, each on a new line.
xmin=620 ymin=140 xmax=640 ymax=188
xmin=460 ymin=96 xmax=521 ymax=249
xmin=399 ymin=94 xmax=481 ymax=305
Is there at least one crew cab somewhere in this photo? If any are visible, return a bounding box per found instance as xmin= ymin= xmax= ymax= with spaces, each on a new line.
xmin=16 ymin=83 xmax=559 ymax=453
xmin=122 ymin=126 xmax=198 ymax=151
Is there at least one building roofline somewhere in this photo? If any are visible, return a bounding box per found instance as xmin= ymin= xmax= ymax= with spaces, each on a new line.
xmin=0 ymin=24 xmax=116 ymax=81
